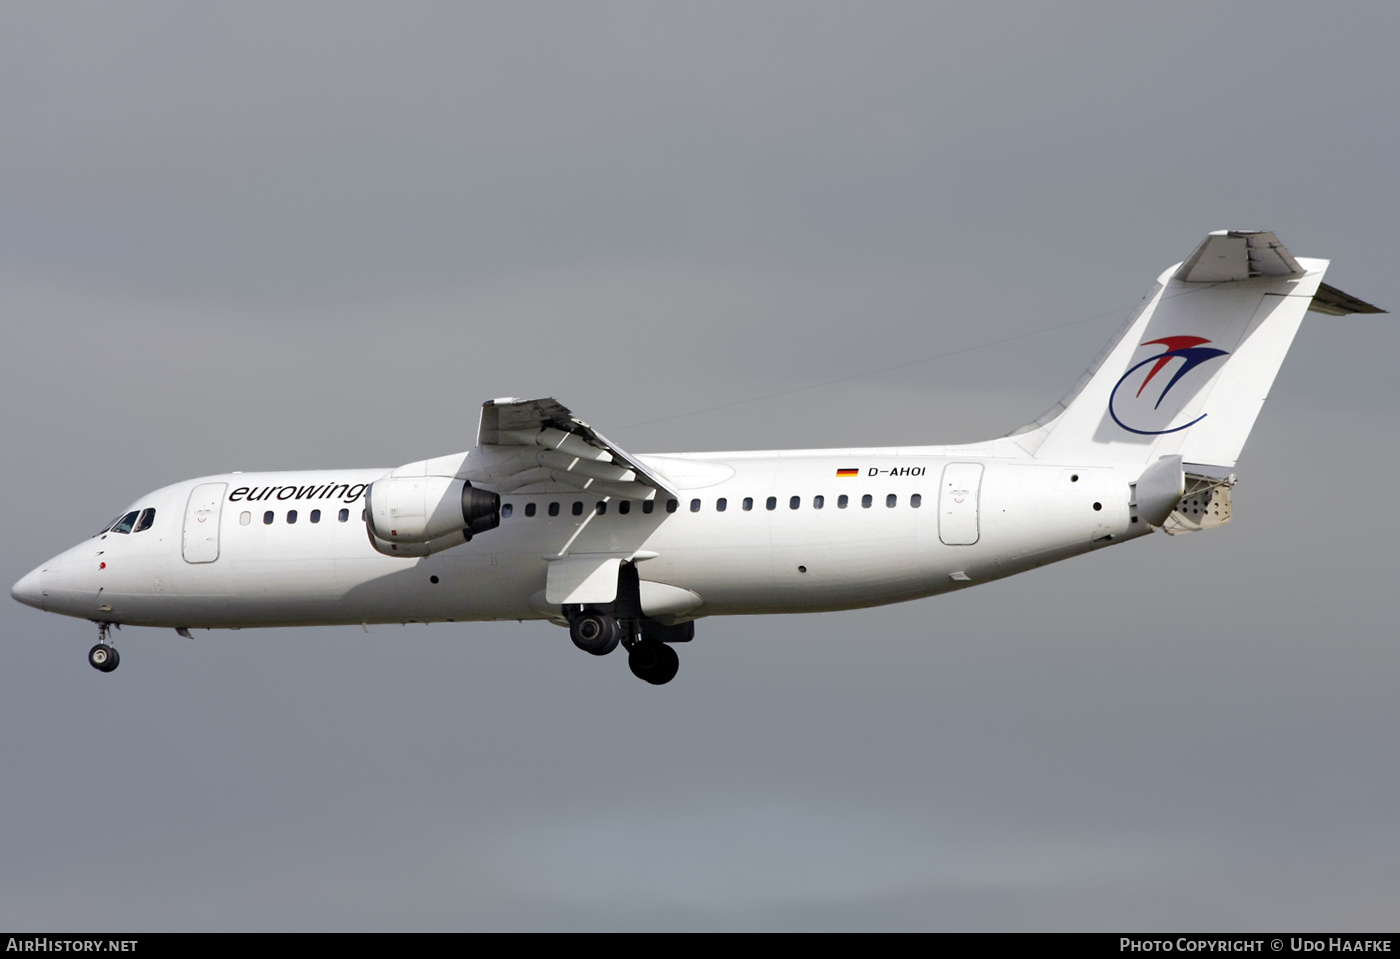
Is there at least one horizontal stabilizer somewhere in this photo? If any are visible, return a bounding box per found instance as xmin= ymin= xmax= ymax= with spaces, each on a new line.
xmin=1176 ymin=230 xmax=1304 ymax=282
xmin=1308 ymin=282 xmax=1386 ymax=316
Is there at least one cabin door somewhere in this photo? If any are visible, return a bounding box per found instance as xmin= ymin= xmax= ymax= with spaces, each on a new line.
xmin=938 ymin=464 xmax=983 ymax=545
xmin=182 ymin=482 xmax=227 ymax=564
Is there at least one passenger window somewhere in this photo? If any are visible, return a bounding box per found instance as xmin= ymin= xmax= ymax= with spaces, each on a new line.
xmin=549 ymin=502 xmax=560 ymax=517
xmin=643 ymin=500 xmax=655 ymax=514
xmin=790 ymin=496 xmax=800 ymax=510
xmin=716 ymin=498 xmax=727 ymax=512
xmin=240 ymin=511 xmax=251 ymax=526
xmin=572 ymin=501 xmax=583 ymax=516
xmin=690 ymin=499 xmax=701 ymax=512
xmin=361 ymin=509 xmax=366 ymax=521
xmin=287 ymin=510 xmax=297 ymax=524
xmin=310 ymin=509 xmax=321 ymax=523
xmin=838 ymin=494 xmax=849 ymax=509
xmin=813 ymin=495 xmax=824 ymax=509
xmin=618 ymin=501 xmax=630 ymax=515
xmin=861 ymin=494 xmax=872 ymax=508
xmin=339 ymin=509 xmax=349 ymax=522
xmin=264 ymin=511 xmax=274 ymax=525
xmin=596 ymin=502 xmax=606 ymax=515
xmin=911 ymin=493 xmax=922 ymax=508
xmin=502 ymin=503 xmax=514 ymax=518
xmin=111 ymin=511 xmax=138 ymax=534
xmin=743 ymin=497 xmax=753 ymax=511
xmin=666 ymin=499 xmax=678 ymax=513
xmin=886 ymin=494 xmax=897 ymax=508
xmin=766 ymin=497 xmax=776 ymax=511
xmin=135 ymin=508 xmax=156 ymax=532
xmin=525 ymin=503 xmax=537 ymax=517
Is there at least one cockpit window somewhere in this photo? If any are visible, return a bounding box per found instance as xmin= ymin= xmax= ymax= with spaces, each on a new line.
xmin=96 ymin=515 xmax=123 ymax=536
xmin=134 ymin=508 xmax=156 ymax=532
xmin=110 ymin=511 xmax=139 ymax=534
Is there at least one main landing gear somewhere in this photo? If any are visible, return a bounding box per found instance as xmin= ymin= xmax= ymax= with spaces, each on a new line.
xmin=89 ymin=622 xmax=120 ymax=673
xmin=570 ymin=610 xmax=622 ymax=657
xmin=567 ymin=606 xmax=689 ymax=686
xmin=626 ymin=638 xmax=679 ymax=686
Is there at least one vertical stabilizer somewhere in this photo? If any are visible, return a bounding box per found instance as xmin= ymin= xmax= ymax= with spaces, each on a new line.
xmin=1009 ymin=232 xmax=1330 ymax=470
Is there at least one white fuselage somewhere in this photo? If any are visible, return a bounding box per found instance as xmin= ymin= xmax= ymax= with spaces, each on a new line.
xmin=16 ymin=446 xmax=1147 ymax=631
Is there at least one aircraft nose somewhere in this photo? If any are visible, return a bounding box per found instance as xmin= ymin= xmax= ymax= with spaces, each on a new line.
xmin=12 ymin=565 xmax=46 ymax=611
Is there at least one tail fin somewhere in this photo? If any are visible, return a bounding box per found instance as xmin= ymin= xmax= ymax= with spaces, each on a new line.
xmin=1009 ymin=231 xmax=1383 ymax=470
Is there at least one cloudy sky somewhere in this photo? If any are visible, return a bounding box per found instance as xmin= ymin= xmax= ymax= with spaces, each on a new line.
xmin=3 ymin=2 xmax=1398 ymax=931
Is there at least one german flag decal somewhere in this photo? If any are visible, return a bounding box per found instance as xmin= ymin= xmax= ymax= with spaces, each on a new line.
xmin=836 ymin=468 xmax=859 ymax=477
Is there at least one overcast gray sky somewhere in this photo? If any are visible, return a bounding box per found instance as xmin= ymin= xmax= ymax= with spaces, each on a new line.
xmin=3 ymin=2 xmax=1398 ymax=931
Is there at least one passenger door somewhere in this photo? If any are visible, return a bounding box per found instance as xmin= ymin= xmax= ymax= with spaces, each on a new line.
xmin=939 ymin=464 xmax=983 ymax=546
xmin=182 ymin=483 xmax=227 ymax=564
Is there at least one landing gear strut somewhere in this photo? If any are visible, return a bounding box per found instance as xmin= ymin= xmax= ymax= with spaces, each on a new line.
xmin=89 ymin=622 xmax=119 ymax=673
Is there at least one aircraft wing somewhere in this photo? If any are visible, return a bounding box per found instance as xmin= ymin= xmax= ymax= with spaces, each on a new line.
xmin=466 ymin=397 xmax=677 ymax=499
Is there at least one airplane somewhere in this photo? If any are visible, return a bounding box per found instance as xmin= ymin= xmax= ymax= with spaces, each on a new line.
xmin=11 ymin=231 xmax=1385 ymax=685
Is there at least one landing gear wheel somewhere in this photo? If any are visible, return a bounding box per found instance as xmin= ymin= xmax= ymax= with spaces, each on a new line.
xmin=628 ymin=640 xmax=679 ymax=685
xmin=88 ymin=643 xmax=119 ymax=672
xmin=570 ymin=611 xmax=621 ymax=656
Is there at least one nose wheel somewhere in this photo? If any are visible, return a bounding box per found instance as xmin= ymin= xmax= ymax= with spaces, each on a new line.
xmin=89 ymin=622 xmax=120 ymax=672
xmin=88 ymin=643 xmax=119 ymax=672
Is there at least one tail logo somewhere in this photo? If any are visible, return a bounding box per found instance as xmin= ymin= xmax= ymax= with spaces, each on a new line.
xmin=1108 ymin=336 xmax=1229 ymax=436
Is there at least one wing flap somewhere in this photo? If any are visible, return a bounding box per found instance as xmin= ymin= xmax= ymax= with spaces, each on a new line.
xmin=472 ymin=397 xmax=676 ymax=497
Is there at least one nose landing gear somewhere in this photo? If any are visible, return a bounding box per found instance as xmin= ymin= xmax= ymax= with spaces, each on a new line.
xmin=89 ymin=622 xmax=119 ymax=672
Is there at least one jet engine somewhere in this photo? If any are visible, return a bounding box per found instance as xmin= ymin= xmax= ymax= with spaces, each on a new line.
xmin=365 ymin=476 xmax=499 ymax=557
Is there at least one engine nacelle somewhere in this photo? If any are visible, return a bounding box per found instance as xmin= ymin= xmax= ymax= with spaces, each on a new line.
xmin=365 ymin=476 xmax=500 ymax=554
xmin=366 ymin=527 xmax=471 ymax=558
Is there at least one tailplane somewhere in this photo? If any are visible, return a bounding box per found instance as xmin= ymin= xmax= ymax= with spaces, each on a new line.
xmin=1010 ymin=231 xmax=1383 ymax=470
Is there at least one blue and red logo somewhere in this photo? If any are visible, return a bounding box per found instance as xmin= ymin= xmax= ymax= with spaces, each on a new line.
xmin=1108 ymin=336 xmax=1229 ymax=436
